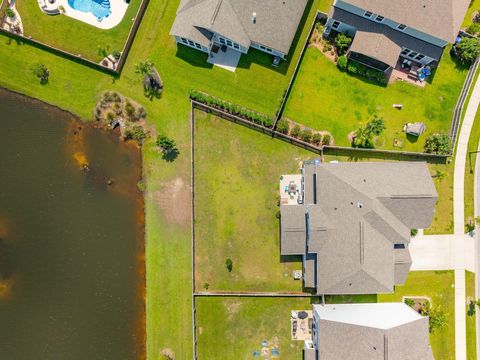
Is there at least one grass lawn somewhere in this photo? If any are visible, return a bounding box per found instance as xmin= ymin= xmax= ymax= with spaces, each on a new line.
xmin=462 ymin=0 xmax=480 ymax=28
xmin=466 ymin=271 xmax=477 ymax=360
xmin=284 ymin=46 xmax=468 ymax=152
xmin=15 ymin=0 xmax=142 ymax=62
xmin=465 ymin=103 xmax=480 ymax=230
xmin=194 ymin=110 xmax=316 ymax=292
xmin=378 ymin=271 xmax=455 ymax=360
xmin=195 ymin=296 xmax=317 ymax=360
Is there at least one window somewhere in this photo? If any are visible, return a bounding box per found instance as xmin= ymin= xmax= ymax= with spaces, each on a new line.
xmin=233 ymin=43 xmax=239 ymax=49
xmin=394 ymin=244 xmax=406 ymax=249
xmin=226 ymin=40 xmax=233 ymax=46
xmin=195 ymin=43 xmax=201 ymax=49
xmin=375 ymin=15 xmax=384 ymax=22
xmin=266 ymin=48 xmax=272 ymax=52
xmin=219 ymin=37 xmax=225 ymax=44
xmin=397 ymin=23 xmax=407 ymax=31
xmin=408 ymin=51 xmax=418 ymax=58
xmin=415 ymin=54 xmax=425 ymax=60
xmin=181 ymin=37 xmax=187 ymax=44
xmin=401 ymin=48 xmax=410 ymax=56
xmin=188 ymin=40 xmax=194 ymax=46
xmin=363 ymin=11 xmax=372 ymax=18
xmin=331 ymin=20 xmax=340 ymax=29
xmin=260 ymin=45 xmax=266 ymax=50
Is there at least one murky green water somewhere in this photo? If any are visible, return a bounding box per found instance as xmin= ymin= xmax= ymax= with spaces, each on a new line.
xmin=0 ymin=89 xmax=145 ymax=359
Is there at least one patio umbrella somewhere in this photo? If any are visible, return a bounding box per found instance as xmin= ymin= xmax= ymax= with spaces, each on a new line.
xmin=298 ymin=311 xmax=308 ymax=319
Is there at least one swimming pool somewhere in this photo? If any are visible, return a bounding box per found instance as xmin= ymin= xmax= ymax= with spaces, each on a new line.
xmin=67 ymin=0 xmax=111 ymax=21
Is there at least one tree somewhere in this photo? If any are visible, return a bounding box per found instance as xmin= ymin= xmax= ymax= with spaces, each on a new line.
xmin=335 ymin=33 xmax=352 ymax=54
xmin=365 ymin=116 xmax=385 ymax=136
xmin=225 ymin=258 xmax=233 ymax=272
xmin=300 ymin=129 xmax=313 ymax=143
xmin=337 ymin=55 xmax=348 ymax=70
xmin=31 ymin=63 xmax=49 ymax=85
xmin=156 ymin=135 xmax=179 ymax=161
xmin=97 ymin=45 xmax=110 ymax=58
xmin=455 ymin=37 xmax=480 ymax=64
xmin=135 ymin=59 xmax=154 ymax=76
xmin=421 ymin=305 xmax=447 ymax=333
xmin=424 ymin=133 xmax=452 ymax=155
xmin=322 ymin=134 xmax=331 ymax=146
xmin=352 ymin=125 xmax=374 ymax=148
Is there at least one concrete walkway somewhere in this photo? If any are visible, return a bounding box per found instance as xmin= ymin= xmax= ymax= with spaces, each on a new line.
xmin=453 ymin=73 xmax=480 ymax=360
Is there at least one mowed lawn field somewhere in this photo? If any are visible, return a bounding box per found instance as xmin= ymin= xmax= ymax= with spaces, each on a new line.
xmin=466 ymin=271 xmax=477 ymax=360
xmin=195 ymin=297 xmax=317 ymax=360
xmin=15 ymin=0 xmax=142 ymax=62
xmin=378 ymin=271 xmax=456 ymax=360
xmin=194 ymin=110 xmax=315 ymax=292
xmin=284 ymin=46 xmax=468 ymax=152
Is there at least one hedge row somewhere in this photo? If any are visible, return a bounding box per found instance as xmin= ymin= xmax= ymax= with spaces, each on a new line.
xmin=189 ymin=90 xmax=274 ymax=128
xmin=337 ymin=55 xmax=386 ymax=84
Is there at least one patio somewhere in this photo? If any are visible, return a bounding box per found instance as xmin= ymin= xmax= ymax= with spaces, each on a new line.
xmin=207 ymin=45 xmax=241 ymax=72
xmin=279 ymin=174 xmax=302 ymax=205
xmin=291 ymin=310 xmax=313 ymax=341
xmin=388 ymin=58 xmax=432 ymax=88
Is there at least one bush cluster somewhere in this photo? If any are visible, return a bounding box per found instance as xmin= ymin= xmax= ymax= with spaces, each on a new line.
xmin=346 ymin=60 xmax=386 ymax=84
xmin=424 ymin=133 xmax=452 ymax=155
xmin=190 ymin=90 xmax=273 ymax=128
xmin=352 ymin=116 xmax=386 ymax=149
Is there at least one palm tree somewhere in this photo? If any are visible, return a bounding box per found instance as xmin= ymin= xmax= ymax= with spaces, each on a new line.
xmin=135 ymin=60 xmax=154 ymax=76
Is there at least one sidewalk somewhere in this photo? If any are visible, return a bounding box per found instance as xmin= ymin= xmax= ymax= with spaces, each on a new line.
xmin=452 ymin=73 xmax=480 ymax=360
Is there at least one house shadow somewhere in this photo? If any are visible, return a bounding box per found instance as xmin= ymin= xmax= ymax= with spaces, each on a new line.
xmin=175 ymin=45 xmax=213 ymax=69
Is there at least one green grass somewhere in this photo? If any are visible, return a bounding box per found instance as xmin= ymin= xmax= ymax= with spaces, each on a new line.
xmin=378 ymin=271 xmax=455 ymax=360
xmin=465 ymin=102 xmax=480 ymax=229
xmin=15 ymin=0 xmax=142 ymax=62
xmin=325 ymin=294 xmax=377 ymax=303
xmin=284 ymin=46 xmax=468 ymax=152
xmin=195 ymin=296 xmax=316 ymax=359
xmin=466 ymin=271 xmax=477 ymax=360
xmin=462 ymin=0 xmax=480 ymax=28
xmin=194 ymin=110 xmax=315 ymax=292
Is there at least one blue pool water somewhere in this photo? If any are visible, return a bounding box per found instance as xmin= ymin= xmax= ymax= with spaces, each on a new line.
xmin=68 ymin=0 xmax=111 ymax=21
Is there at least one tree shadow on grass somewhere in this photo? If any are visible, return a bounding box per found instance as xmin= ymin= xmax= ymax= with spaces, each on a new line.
xmin=162 ymin=148 xmax=179 ymax=162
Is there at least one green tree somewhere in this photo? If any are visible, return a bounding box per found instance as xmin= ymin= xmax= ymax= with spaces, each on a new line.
xmin=291 ymin=125 xmax=301 ymax=138
xmin=455 ymin=37 xmax=480 ymax=64
xmin=322 ymin=134 xmax=332 ymax=146
xmin=312 ymin=133 xmax=322 ymax=145
xmin=276 ymin=119 xmax=289 ymax=134
xmin=337 ymin=55 xmax=348 ymax=70
xmin=135 ymin=59 xmax=154 ymax=76
xmin=300 ymin=129 xmax=313 ymax=143
xmin=156 ymin=135 xmax=179 ymax=161
xmin=225 ymin=258 xmax=233 ymax=272
xmin=352 ymin=125 xmax=374 ymax=148
xmin=335 ymin=33 xmax=352 ymax=54
xmin=422 ymin=305 xmax=447 ymax=333
xmin=424 ymin=133 xmax=452 ymax=155
xmin=97 ymin=45 xmax=110 ymax=58
xmin=31 ymin=63 xmax=49 ymax=85
xmin=366 ymin=116 xmax=385 ymax=136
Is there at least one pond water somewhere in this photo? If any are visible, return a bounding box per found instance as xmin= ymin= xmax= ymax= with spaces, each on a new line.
xmin=0 ymin=88 xmax=145 ymax=359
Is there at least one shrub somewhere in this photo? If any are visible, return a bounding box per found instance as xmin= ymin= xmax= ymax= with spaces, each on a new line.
xmin=225 ymin=258 xmax=233 ymax=272
xmin=337 ymin=55 xmax=348 ymax=71
xmin=5 ymin=8 xmax=15 ymax=18
xmin=322 ymin=134 xmax=331 ymax=146
xmin=455 ymin=37 xmax=480 ymax=64
xmin=125 ymin=101 xmax=135 ymax=121
xmin=97 ymin=45 xmax=110 ymax=58
xmin=410 ymin=228 xmax=418 ymax=237
xmin=124 ymin=125 xmax=147 ymax=142
xmin=421 ymin=305 xmax=447 ymax=333
xmin=300 ymin=129 xmax=313 ymax=143
xmin=404 ymin=298 xmax=415 ymax=307
xmin=335 ymin=33 xmax=352 ymax=54
xmin=135 ymin=106 xmax=147 ymax=120
xmin=156 ymin=135 xmax=177 ymax=153
xmin=31 ymin=63 xmax=49 ymax=85
xmin=291 ymin=125 xmax=301 ymax=138
xmin=366 ymin=115 xmax=386 ymax=136
xmin=467 ymin=22 xmax=480 ymax=36
xmin=312 ymin=133 xmax=322 ymax=145
xmin=135 ymin=59 xmax=154 ymax=75
xmin=276 ymin=119 xmax=289 ymax=134
xmin=424 ymin=133 xmax=452 ymax=155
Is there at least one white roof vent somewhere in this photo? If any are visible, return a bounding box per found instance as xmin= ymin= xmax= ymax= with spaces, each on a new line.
xmin=251 ymin=12 xmax=256 ymax=24
xmin=357 ymin=201 xmax=364 ymax=209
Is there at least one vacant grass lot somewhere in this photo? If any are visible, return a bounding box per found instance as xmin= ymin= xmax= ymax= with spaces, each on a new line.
xmin=195 ymin=297 xmax=317 ymax=360
xmin=15 ymin=0 xmax=142 ymax=62
xmin=284 ymin=46 xmax=468 ymax=152
xmin=466 ymin=271 xmax=477 ymax=360
xmin=378 ymin=271 xmax=455 ymax=360
xmin=465 ymin=105 xmax=480 ymax=228
xmin=194 ymin=111 xmax=316 ymax=292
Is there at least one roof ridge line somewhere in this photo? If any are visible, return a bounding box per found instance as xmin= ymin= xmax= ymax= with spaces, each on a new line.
xmin=210 ymin=0 xmax=223 ymax=24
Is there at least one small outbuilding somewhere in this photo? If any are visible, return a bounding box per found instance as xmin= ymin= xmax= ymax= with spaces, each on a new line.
xmin=404 ymin=122 xmax=426 ymax=136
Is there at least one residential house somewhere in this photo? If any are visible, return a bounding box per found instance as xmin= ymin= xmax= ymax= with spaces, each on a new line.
xmin=169 ymin=0 xmax=308 ymax=60
xmin=280 ymin=161 xmax=437 ymax=295
xmin=325 ymin=0 xmax=470 ymax=72
xmin=304 ymin=303 xmax=434 ymax=360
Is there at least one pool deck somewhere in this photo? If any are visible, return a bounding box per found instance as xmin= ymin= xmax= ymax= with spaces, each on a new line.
xmin=37 ymin=0 xmax=130 ymax=29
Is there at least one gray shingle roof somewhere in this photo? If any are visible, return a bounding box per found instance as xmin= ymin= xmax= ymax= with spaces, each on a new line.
xmin=314 ymin=303 xmax=434 ymax=360
xmin=170 ymin=0 xmax=308 ymax=54
xmin=339 ymin=0 xmax=470 ymax=43
xmin=280 ymin=161 xmax=437 ymax=295
xmin=331 ymin=7 xmax=445 ymax=63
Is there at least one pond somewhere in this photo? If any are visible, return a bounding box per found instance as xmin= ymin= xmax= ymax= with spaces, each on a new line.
xmin=0 ymin=88 xmax=145 ymax=359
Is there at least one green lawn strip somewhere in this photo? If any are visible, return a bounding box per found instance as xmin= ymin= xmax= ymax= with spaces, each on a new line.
xmin=195 ymin=296 xmax=317 ymax=359
xmin=15 ymin=0 xmax=142 ymax=62
xmin=325 ymin=294 xmax=377 ymax=303
xmin=378 ymin=271 xmax=456 ymax=360
xmin=462 ymin=0 xmax=480 ymax=28
xmin=284 ymin=46 xmax=468 ymax=152
xmin=194 ymin=110 xmax=316 ymax=292
xmin=466 ymin=271 xmax=477 ymax=360
xmin=464 ymin=69 xmax=480 ymax=228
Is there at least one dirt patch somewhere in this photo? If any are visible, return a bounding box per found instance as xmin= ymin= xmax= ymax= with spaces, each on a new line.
xmin=154 ymin=177 xmax=190 ymax=226
xmin=225 ymin=300 xmax=242 ymax=321
xmin=161 ymin=348 xmax=175 ymax=360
